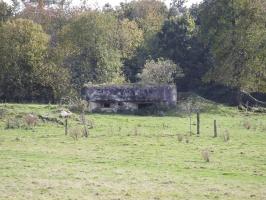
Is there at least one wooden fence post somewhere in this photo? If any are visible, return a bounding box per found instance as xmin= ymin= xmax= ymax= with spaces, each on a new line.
xmin=197 ymin=112 xmax=200 ymax=135
xmin=65 ymin=118 xmax=68 ymax=135
xmin=189 ymin=115 xmax=192 ymax=136
xmin=214 ymin=120 xmax=217 ymax=138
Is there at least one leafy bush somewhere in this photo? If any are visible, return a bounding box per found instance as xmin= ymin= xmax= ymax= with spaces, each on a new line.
xmin=67 ymin=97 xmax=88 ymax=113
xmin=139 ymin=58 xmax=183 ymax=84
xmin=0 ymin=19 xmax=69 ymax=102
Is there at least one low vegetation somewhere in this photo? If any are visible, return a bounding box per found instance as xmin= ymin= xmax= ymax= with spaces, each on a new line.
xmin=0 ymin=103 xmax=266 ymax=199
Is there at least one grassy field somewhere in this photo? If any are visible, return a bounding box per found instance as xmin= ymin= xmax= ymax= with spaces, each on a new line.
xmin=0 ymin=103 xmax=266 ymax=200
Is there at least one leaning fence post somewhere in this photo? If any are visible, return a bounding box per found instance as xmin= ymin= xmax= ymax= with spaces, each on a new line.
xmin=214 ymin=120 xmax=217 ymax=138
xmin=197 ymin=112 xmax=200 ymax=135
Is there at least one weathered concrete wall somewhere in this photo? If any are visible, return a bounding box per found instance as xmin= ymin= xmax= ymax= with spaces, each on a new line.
xmin=82 ymin=84 xmax=177 ymax=113
xmin=88 ymin=101 xmax=138 ymax=113
xmin=82 ymin=84 xmax=177 ymax=106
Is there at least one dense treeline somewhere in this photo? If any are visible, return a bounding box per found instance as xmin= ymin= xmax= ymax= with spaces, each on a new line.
xmin=0 ymin=0 xmax=265 ymax=103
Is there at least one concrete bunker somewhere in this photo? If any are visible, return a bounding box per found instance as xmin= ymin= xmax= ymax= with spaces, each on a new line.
xmin=82 ymin=84 xmax=177 ymax=113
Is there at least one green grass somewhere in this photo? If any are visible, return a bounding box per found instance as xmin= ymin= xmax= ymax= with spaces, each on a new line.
xmin=0 ymin=103 xmax=266 ymax=199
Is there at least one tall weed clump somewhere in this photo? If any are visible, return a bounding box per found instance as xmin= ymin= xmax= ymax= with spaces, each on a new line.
xmin=177 ymin=134 xmax=183 ymax=142
xmin=24 ymin=114 xmax=38 ymax=128
xmin=0 ymin=108 xmax=7 ymax=119
xmin=5 ymin=113 xmax=39 ymax=130
xmin=201 ymin=149 xmax=210 ymax=162
xmin=243 ymin=121 xmax=251 ymax=130
xmin=5 ymin=117 xmax=21 ymax=129
xmin=69 ymin=127 xmax=84 ymax=140
xmin=223 ymin=130 xmax=230 ymax=142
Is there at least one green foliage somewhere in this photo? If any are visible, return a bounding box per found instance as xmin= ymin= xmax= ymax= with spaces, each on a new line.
xmin=0 ymin=19 xmax=70 ymax=101
xmin=118 ymin=0 xmax=167 ymax=36
xmin=118 ymin=0 xmax=168 ymax=82
xmin=157 ymin=12 xmax=211 ymax=89
xmin=139 ymin=58 xmax=183 ymax=84
xmin=199 ymin=0 xmax=266 ymax=93
xmin=116 ymin=19 xmax=144 ymax=59
xmin=168 ymin=0 xmax=188 ymax=17
xmin=18 ymin=6 xmax=69 ymax=36
xmin=67 ymin=97 xmax=88 ymax=113
xmin=0 ymin=0 xmax=266 ymax=103
xmin=58 ymin=12 xmax=125 ymax=90
xmin=0 ymin=19 xmax=49 ymax=100
xmin=0 ymin=1 xmax=13 ymax=23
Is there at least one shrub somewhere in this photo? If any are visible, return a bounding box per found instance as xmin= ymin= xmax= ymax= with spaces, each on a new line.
xmin=139 ymin=58 xmax=183 ymax=84
xmin=201 ymin=149 xmax=210 ymax=162
xmin=68 ymin=98 xmax=88 ymax=113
